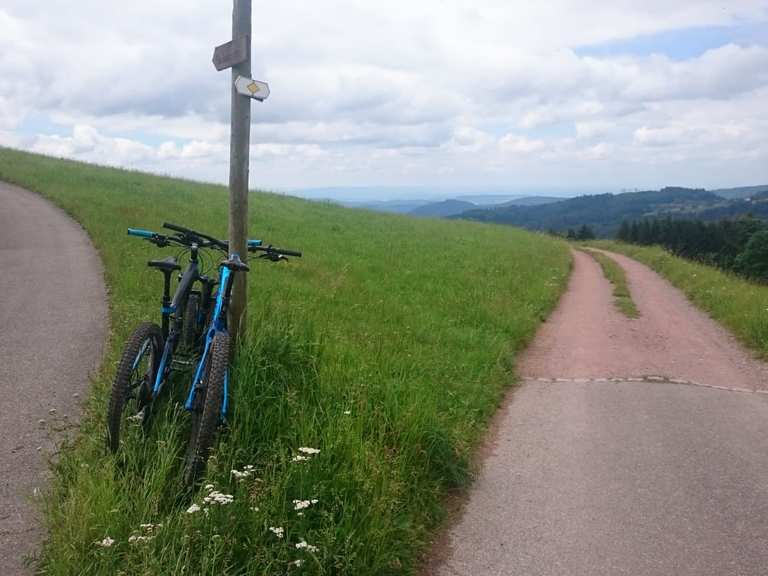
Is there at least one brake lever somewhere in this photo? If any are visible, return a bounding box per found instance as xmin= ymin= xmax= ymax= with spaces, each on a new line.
xmin=258 ymin=252 xmax=288 ymax=262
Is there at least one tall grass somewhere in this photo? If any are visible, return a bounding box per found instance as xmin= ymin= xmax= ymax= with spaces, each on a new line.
xmin=592 ymin=240 xmax=768 ymax=358
xmin=0 ymin=147 xmax=571 ymax=575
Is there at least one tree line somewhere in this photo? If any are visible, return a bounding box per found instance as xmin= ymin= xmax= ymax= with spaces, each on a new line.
xmin=617 ymin=217 xmax=768 ymax=282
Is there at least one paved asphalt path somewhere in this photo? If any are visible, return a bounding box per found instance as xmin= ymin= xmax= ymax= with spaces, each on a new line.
xmin=428 ymin=250 xmax=768 ymax=576
xmin=0 ymin=182 xmax=107 ymax=574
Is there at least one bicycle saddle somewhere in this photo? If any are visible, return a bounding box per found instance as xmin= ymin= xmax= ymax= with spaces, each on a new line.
xmin=147 ymin=256 xmax=181 ymax=271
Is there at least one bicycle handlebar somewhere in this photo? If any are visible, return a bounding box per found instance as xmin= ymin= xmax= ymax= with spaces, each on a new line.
xmin=129 ymin=223 xmax=299 ymax=258
xmin=252 ymin=245 xmax=303 ymax=258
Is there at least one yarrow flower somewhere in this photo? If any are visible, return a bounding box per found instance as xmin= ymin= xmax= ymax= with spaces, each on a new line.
xmin=292 ymin=447 xmax=320 ymax=463
xmin=295 ymin=539 xmax=319 ymax=553
xmin=95 ymin=536 xmax=115 ymax=548
xmin=231 ymin=464 xmax=257 ymax=480
xmin=128 ymin=534 xmax=152 ymax=545
xmin=293 ymin=499 xmax=319 ymax=511
xmin=186 ymin=503 xmax=201 ymax=514
xmin=269 ymin=526 xmax=285 ymax=538
xmin=203 ymin=490 xmax=234 ymax=506
xmin=289 ymin=559 xmax=304 ymax=568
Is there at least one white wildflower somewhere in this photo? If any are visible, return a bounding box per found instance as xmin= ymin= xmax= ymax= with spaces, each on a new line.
xmin=289 ymin=559 xmax=304 ymax=568
xmin=293 ymin=498 xmax=319 ymax=511
xmin=291 ymin=455 xmax=309 ymax=463
xmin=269 ymin=526 xmax=285 ymax=538
xmin=298 ymin=447 xmax=320 ymax=455
xmin=204 ymin=484 xmax=215 ymax=491
xmin=203 ymin=490 xmax=234 ymax=505
xmin=95 ymin=536 xmax=115 ymax=548
xmin=186 ymin=503 xmax=201 ymax=514
xmin=128 ymin=534 xmax=152 ymax=544
xmin=343 ymin=410 xmax=351 ymax=415
xmin=295 ymin=539 xmax=319 ymax=553
xmin=250 ymin=506 xmax=259 ymax=512
xmin=231 ymin=465 xmax=257 ymax=480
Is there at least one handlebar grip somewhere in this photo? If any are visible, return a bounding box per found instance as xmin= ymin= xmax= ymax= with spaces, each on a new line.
xmin=247 ymin=239 xmax=263 ymax=248
xmin=128 ymin=228 xmax=155 ymax=238
xmin=279 ymin=248 xmax=302 ymax=257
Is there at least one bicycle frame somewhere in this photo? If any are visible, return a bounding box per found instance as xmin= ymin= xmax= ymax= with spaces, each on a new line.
xmin=184 ymin=259 xmax=236 ymax=418
xmin=148 ymin=248 xmax=214 ymax=400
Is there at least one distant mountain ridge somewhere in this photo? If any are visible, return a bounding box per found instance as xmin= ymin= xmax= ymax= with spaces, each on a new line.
xmin=711 ymin=185 xmax=768 ymax=200
xmin=410 ymin=195 xmax=563 ymax=218
xmin=454 ymin=186 xmax=768 ymax=237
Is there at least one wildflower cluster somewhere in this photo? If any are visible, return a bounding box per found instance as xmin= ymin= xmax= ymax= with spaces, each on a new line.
xmin=231 ymin=464 xmax=257 ymax=480
xmin=295 ymin=539 xmax=319 ymax=553
xmin=128 ymin=522 xmax=161 ymax=545
xmin=269 ymin=526 xmax=285 ymax=538
xmin=186 ymin=484 xmax=233 ymax=518
xmin=291 ymin=446 xmax=321 ymax=463
xmin=203 ymin=489 xmax=234 ymax=506
xmin=292 ymin=498 xmax=318 ymax=511
xmin=94 ymin=536 xmax=115 ymax=548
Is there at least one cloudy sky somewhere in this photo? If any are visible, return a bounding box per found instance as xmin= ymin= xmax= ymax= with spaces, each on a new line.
xmin=1 ymin=1 xmax=767 ymax=199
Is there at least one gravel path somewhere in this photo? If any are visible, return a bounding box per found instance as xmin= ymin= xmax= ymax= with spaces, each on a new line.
xmin=519 ymin=249 xmax=768 ymax=389
xmin=0 ymin=182 xmax=107 ymax=574
xmin=427 ymin=248 xmax=768 ymax=576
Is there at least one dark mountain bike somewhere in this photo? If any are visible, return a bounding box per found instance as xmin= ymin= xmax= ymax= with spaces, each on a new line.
xmin=106 ymin=222 xmax=301 ymax=483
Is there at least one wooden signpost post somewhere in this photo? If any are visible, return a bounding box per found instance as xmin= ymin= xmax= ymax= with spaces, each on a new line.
xmin=212 ymin=0 xmax=270 ymax=341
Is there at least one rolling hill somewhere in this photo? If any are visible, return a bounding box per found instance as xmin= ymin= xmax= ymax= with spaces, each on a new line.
xmin=456 ymin=186 xmax=768 ymax=237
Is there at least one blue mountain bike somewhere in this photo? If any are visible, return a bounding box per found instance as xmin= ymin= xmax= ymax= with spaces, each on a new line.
xmin=106 ymin=222 xmax=301 ymax=483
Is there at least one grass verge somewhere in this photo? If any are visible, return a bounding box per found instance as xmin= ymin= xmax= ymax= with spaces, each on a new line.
xmin=590 ymin=240 xmax=768 ymax=358
xmin=581 ymin=248 xmax=639 ymax=318
xmin=0 ymin=147 xmax=571 ymax=575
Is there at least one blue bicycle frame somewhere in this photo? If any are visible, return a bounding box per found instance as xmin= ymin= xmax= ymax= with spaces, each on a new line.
xmin=183 ymin=260 xmax=234 ymax=418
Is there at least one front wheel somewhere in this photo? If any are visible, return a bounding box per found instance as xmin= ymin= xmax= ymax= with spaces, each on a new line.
xmin=184 ymin=331 xmax=230 ymax=485
xmin=107 ymin=322 xmax=163 ymax=453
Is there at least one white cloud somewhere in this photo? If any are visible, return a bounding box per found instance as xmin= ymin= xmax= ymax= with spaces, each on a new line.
xmin=499 ymin=134 xmax=546 ymax=154
xmin=0 ymin=0 xmax=766 ymax=191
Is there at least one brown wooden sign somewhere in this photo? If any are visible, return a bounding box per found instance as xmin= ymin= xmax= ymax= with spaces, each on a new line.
xmin=212 ymin=35 xmax=249 ymax=71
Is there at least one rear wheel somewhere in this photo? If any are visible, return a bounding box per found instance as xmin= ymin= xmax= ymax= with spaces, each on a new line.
xmin=107 ymin=322 xmax=163 ymax=453
xmin=184 ymin=331 xmax=229 ymax=485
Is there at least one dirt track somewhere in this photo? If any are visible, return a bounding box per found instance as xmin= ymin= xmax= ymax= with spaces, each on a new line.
xmin=519 ymin=249 xmax=768 ymax=389
xmin=0 ymin=182 xmax=107 ymax=574
xmin=428 ymin=248 xmax=768 ymax=576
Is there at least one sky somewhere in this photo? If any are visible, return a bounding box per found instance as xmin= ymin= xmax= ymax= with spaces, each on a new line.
xmin=1 ymin=1 xmax=767 ymax=200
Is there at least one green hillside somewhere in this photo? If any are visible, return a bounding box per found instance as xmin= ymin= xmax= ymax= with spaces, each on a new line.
xmin=0 ymin=147 xmax=570 ymax=575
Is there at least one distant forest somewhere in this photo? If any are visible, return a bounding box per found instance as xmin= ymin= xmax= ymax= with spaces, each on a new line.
xmin=617 ymin=217 xmax=768 ymax=283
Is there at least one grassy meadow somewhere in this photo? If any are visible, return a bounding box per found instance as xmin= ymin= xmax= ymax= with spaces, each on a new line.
xmin=592 ymin=240 xmax=768 ymax=358
xmin=0 ymin=147 xmax=571 ymax=575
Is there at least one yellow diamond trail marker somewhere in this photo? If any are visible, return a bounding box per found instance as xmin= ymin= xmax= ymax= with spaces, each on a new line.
xmin=234 ymin=75 xmax=270 ymax=101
